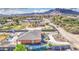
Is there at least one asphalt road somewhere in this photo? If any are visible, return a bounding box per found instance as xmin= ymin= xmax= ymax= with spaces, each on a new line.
xmin=48 ymin=19 xmax=79 ymax=50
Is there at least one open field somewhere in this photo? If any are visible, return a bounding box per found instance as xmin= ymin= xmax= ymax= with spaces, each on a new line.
xmin=51 ymin=15 xmax=79 ymax=34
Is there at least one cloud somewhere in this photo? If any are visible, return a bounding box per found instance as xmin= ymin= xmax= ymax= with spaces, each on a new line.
xmin=33 ymin=9 xmax=48 ymax=13
xmin=0 ymin=9 xmax=26 ymax=15
xmin=0 ymin=8 xmax=50 ymax=15
xmin=70 ymin=8 xmax=79 ymax=12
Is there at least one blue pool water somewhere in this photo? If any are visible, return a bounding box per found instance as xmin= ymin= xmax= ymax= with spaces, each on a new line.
xmin=26 ymin=44 xmax=49 ymax=51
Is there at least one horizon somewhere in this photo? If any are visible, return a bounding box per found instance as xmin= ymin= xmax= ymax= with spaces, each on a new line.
xmin=0 ymin=8 xmax=79 ymax=15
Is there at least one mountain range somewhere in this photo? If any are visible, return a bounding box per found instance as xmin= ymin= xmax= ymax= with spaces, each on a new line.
xmin=0 ymin=8 xmax=79 ymax=16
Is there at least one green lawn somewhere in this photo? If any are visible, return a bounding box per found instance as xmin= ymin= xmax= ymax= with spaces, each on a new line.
xmin=43 ymin=43 xmax=66 ymax=47
xmin=1 ymin=24 xmax=25 ymax=30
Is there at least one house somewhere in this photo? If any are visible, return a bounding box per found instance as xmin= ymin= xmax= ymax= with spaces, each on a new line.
xmin=16 ymin=28 xmax=42 ymax=44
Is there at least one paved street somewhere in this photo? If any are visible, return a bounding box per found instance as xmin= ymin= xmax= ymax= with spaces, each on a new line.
xmin=47 ymin=19 xmax=79 ymax=50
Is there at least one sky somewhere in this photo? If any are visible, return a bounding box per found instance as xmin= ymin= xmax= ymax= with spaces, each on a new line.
xmin=0 ymin=8 xmax=52 ymax=15
xmin=0 ymin=8 xmax=79 ymax=15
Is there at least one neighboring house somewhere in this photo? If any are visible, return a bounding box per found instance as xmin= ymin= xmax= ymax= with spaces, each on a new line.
xmin=0 ymin=34 xmax=8 ymax=45
xmin=0 ymin=23 xmax=2 ymax=27
xmin=22 ymin=18 xmax=42 ymax=23
xmin=4 ymin=19 xmax=15 ymax=25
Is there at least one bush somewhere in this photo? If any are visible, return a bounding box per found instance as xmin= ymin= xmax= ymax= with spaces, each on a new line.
xmin=48 ymin=43 xmax=53 ymax=47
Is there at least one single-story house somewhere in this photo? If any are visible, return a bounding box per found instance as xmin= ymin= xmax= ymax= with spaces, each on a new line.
xmin=16 ymin=28 xmax=42 ymax=44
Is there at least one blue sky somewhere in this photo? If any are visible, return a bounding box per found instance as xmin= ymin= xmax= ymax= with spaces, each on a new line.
xmin=0 ymin=8 xmax=79 ymax=15
xmin=0 ymin=8 xmax=52 ymax=15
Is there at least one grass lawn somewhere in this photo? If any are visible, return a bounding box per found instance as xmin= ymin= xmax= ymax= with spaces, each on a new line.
xmin=1 ymin=24 xmax=26 ymax=30
xmin=43 ymin=43 xmax=68 ymax=47
xmin=2 ymin=26 xmax=12 ymax=30
xmin=12 ymin=25 xmax=22 ymax=30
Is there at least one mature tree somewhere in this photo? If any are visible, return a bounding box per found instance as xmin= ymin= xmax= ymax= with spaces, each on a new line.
xmin=14 ymin=44 xmax=27 ymax=51
xmin=0 ymin=18 xmax=7 ymax=24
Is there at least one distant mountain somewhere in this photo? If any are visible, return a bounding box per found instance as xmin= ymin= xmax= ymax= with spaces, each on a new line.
xmin=47 ymin=8 xmax=79 ymax=15
xmin=15 ymin=8 xmax=79 ymax=16
xmin=0 ymin=8 xmax=79 ymax=17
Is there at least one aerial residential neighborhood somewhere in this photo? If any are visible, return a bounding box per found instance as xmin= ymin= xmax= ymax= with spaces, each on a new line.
xmin=0 ymin=8 xmax=79 ymax=51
